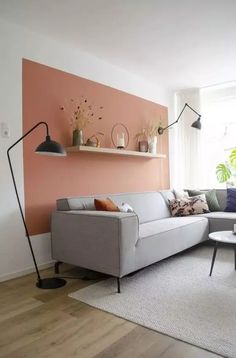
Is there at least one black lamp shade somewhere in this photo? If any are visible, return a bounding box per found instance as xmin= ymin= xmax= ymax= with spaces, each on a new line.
xmin=191 ymin=117 xmax=202 ymax=130
xmin=157 ymin=103 xmax=202 ymax=135
xmin=35 ymin=135 xmax=66 ymax=156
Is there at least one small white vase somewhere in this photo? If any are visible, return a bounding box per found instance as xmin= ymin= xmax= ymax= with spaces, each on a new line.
xmin=148 ymin=136 xmax=157 ymax=154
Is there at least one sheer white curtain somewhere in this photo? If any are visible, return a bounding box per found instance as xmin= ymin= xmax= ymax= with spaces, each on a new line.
xmin=170 ymin=84 xmax=236 ymax=190
xmin=171 ymin=89 xmax=201 ymax=189
xmin=199 ymin=84 xmax=236 ymax=188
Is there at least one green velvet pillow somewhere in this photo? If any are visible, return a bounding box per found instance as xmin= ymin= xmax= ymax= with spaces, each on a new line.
xmin=187 ymin=189 xmax=220 ymax=212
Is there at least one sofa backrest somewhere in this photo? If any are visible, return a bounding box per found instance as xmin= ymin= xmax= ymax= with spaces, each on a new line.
xmin=187 ymin=189 xmax=227 ymax=211
xmin=57 ymin=191 xmax=174 ymax=224
xmin=215 ymin=189 xmax=227 ymax=211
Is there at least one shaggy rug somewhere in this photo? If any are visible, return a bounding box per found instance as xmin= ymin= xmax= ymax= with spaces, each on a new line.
xmin=69 ymin=246 xmax=236 ymax=357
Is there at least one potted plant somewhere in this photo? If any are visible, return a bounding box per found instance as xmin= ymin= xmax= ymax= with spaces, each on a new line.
xmin=216 ymin=148 xmax=236 ymax=186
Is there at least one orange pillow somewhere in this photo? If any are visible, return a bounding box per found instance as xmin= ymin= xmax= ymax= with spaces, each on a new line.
xmin=94 ymin=198 xmax=119 ymax=212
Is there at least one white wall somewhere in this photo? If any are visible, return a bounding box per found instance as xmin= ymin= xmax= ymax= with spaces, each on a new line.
xmin=0 ymin=18 xmax=171 ymax=281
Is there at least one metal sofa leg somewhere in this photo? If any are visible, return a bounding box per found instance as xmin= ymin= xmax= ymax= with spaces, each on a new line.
xmin=209 ymin=243 xmax=217 ymax=276
xmin=117 ymin=277 xmax=121 ymax=293
xmin=54 ymin=261 xmax=63 ymax=274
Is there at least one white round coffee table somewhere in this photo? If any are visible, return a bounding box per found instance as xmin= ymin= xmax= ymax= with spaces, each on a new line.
xmin=209 ymin=231 xmax=236 ymax=276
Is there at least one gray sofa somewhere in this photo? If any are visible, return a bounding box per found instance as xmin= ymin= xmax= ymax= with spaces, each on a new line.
xmin=51 ymin=189 xmax=235 ymax=292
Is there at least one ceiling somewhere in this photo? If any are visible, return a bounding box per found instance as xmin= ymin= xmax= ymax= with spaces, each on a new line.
xmin=1 ymin=0 xmax=236 ymax=90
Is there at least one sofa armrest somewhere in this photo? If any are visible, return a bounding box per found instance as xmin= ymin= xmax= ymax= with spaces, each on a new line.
xmin=51 ymin=210 xmax=139 ymax=277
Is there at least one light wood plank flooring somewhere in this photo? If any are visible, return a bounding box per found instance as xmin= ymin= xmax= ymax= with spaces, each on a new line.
xmin=0 ymin=266 xmax=222 ymax=358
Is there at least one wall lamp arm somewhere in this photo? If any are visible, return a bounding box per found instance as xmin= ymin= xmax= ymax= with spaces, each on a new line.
xmin=158 ymin=103 xmax=202 ymax=135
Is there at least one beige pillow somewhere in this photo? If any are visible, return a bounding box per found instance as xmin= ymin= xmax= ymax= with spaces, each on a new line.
xmin=174 ymin=189 xmax=189 ymax=199
xmin=169 ymin=194 xmax=210 ymax=217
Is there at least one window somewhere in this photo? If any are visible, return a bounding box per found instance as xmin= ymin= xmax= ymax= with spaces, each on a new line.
xmin=199 ymin=84 xmax=236 ymax=188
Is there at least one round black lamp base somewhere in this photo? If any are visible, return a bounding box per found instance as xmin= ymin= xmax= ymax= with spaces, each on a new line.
xmin=36 ymin=277 xmax=66 ymax=289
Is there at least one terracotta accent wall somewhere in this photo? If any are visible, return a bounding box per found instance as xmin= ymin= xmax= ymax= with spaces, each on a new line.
xmin=23 ymin=59 xmax=169 ymax=235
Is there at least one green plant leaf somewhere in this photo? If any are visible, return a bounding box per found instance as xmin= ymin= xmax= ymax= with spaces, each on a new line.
xmin=229 ymin=149 xmax=236 ymax=169
xmin=216 ymin=163 xmax=231 ymax=183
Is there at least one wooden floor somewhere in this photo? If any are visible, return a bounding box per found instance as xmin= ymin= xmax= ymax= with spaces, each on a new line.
xmin=0 ymin=266 xmax=221 ymax=358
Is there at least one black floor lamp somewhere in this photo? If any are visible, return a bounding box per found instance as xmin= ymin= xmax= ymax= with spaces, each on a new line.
xmin=7 ymin=121 xmax=67 ymax=289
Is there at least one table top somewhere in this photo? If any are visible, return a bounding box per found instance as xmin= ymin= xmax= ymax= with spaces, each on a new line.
xmin=209 ymin=231 xmax=236 ymax=244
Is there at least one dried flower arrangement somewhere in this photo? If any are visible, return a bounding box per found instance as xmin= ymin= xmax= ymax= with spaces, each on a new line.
xmin=60 ymin=96 xmax=103 ymax=131
xmin=135 ymin=117 xmax=163 ymax=141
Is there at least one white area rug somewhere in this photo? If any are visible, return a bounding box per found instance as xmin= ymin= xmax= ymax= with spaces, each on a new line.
xmin=69 ymin=246 xmax=236 ymax=357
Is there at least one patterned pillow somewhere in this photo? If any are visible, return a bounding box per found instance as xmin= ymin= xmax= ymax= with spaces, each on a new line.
xmin=169 ymin=194 xmax=210 ymax=217
xmin=187 ymin=189 xmax=220 ymax=212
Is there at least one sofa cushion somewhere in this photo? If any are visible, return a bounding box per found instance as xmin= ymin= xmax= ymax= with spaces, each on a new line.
xmin=139 ymin=216 xmax=208 ymax=239
xmin=174 ymin=189 xmax=189 ymax=199
xmin=224 ymin=188 xmax=236 ymax=212
xmin=111 ymin=192 xmax=171 ymax=223
xmin=94 ymin=198 xmax=119 ymax=211
xmin=198 ymin=211 xmax=236 ymax=232
xmin=187 ymin=189 xmax=221 ymax=212
xmin=199 ymin=212 xmax=236 ymax=219
xmin=118 ymin=203 xmax=134 ymax=213
xmin=57 ymin=191 xmax=171 ymax=224
xmin=215 ymin=189 xmax=227 ymax=211
xmin=168 ymin=195 xmax=209 ymax=217
xmin=135 ymin=216 xmax=209 ymax=271
xmin=160 ymin=190 xmax=176 ymax=203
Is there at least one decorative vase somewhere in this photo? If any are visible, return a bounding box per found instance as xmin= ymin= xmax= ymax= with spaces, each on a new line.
xmin=139 ymin=140 xmax=148 ymax=152
xmin=72 ymin=129 xmax=84 ymax=146
xmin=148 ymin=136 xmax=157 ymax=154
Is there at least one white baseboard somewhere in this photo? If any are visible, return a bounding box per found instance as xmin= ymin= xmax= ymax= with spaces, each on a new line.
xmin=0 ymin=260 xmax=54 ymax=283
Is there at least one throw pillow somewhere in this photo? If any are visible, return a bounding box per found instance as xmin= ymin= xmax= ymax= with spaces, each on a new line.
xmin=94 ymin=198 xmax=119 ymax=211
xmin=169 ymin=194 xmax=210 ymax=217
xmin=118 ymin=203 xmax=134 ymax=213
xmin=187 ymin=189 xmax=220 ymax=212
xmin=174 ymin=189 xmax=189 ymax=199
xmin=224 ymin=188 xmax=236 ymax=212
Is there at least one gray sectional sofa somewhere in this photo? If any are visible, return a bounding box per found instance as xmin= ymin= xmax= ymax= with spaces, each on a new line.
xmin=51 ymin=189 xmax=235 ymax=292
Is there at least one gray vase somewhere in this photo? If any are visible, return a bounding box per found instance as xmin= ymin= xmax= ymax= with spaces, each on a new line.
xmin=72 ymin=129 xmax=84 ymax=146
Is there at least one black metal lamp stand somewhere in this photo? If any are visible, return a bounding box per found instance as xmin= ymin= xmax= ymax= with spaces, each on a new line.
xmin=158 ymin=102 xmax=202 ymax=135
xmin=7 ymin=121 xmax=67 ymax=289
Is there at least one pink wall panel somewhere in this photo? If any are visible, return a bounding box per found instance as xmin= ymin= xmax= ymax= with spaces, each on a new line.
xmin=22 ymin=59 xmax=169 ymax=235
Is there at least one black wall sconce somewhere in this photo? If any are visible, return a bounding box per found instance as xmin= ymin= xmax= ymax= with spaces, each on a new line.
xmin=158 ymin=103 xmax=202 ymax=135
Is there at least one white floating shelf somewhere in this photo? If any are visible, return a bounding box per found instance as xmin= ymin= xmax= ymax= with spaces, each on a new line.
xmin=66 ymin=145 xmax=166 ymax=158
